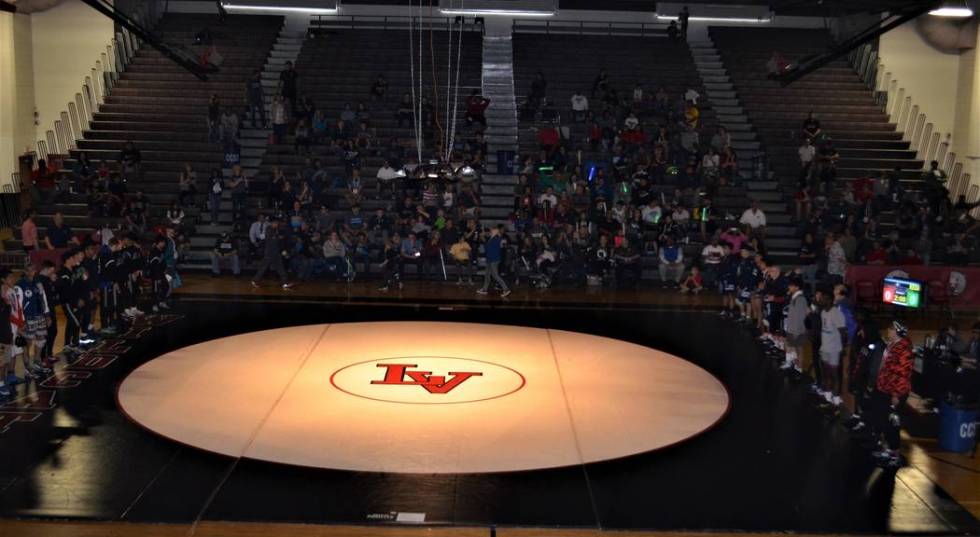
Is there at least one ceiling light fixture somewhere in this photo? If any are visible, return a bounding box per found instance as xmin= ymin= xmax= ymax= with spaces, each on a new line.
xmin=220 ymin=3 xmax=338 ymax=15
xmin=655 ymin=14 xmax=772 ymax=24
xmin=929 ymin=1 xmax=974 ymax=17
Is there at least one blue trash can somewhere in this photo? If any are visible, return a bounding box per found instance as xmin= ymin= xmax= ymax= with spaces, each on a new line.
xmin=938 ymin=402 xmax=978 ymax=453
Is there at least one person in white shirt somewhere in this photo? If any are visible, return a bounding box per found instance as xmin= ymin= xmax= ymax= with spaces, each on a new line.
xmin=570 ymin=92 xmax=588 ymax=122
xmin=798 ymin=138 xmax=815 ymax=185
xmin=624 ymin=112 xmax=639 ymax=130
xmin=632 ymin=84 xmax=643 ymax=103
xmin=376 ymin=160 xmax=400 ymax=200
xmin=701 ymin=148 xmax=720 ymax=179
xmin=641 ymin=200 xmax=663 ymax=227
xmin=684 ymin=88 xmax=700 ymax=105
xmin=249 ymin=213 xmax=268 ymax=247
xmin=700 ymin=237 xmax=726 ymax=286
xmin=671 ymin=204 xmax=690 ymax=227
xmin=538 ymin=187 xmax=558 ymax=209
xmin=739 ymin=200 xmax=767 ymax=238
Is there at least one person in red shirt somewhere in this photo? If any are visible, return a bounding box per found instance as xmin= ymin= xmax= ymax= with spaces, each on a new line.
xmin=871 ymin=321 xmax=914 ymax=468
xmin=465 ymin=90 xmax=490 ymax=129
xmin=864 ymin=241 xmax=887 ymax=265
xmin=538 ymin=126 xmax=559 ymax=149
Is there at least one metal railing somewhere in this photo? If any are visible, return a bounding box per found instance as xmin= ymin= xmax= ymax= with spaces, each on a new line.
xmin=512 ymin=19 xmax=669 ymax=37
xmin=22 ymin=1 xmax=162 ymax=178
xmin=867 ymin=42 xmax=974 ymax=206
xmin=309 ymin=15 xmax=485 ymax=33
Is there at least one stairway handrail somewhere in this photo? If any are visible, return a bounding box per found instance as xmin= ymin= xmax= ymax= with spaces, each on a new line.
xmin=512 ymin=18 xmax=669 ymax=37
xmin=309 ymin=14 xmax=484 ymax=34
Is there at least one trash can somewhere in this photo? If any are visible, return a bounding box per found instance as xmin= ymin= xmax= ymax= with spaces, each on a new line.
xmin=938 ymin=402 xmax=978 ymax=453
xmin=496 ymin=150 xmax=515 ymax=175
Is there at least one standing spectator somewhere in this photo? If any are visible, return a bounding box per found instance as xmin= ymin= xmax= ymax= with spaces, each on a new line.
xmin=21 ymin=210 xmax=38 ymax=253
xmin=570 ymin=91 xmax=588 ymax=122
xmin=371 ymin=74 xmax=388 ymax=101
xmin=477 ymin=226 xmax=511 ymax=297
xmin=120 ymin=141 xmax=142 ymax=180
xmin=376 ymin=160 xmax=400 ymax=200
xmin=207 ymin=94 xmax=221 ymax=142
xmin=228 ymin=165 xmax=248 ymax=222
xmin=870 ymin=321 xmax=913 ymax=468
xmin=798 ymin=137 xmax=815 ymax=186
xmin=739 ymin=200 xmax=767 ymax=239
xmin=220 ymin=108 xmax=240 ymax=145
xmin=825 ymin=233 xmax=848 ymax=285
xmin=700 ymin=237 xmax=725 ymax=287
xmin=251 ymin=219 xmax=293 ymax=289
xmin=819 ymin=288 xmax=847 ymax=407
xmin=44 ymin=212 xmax=77 ymax=250
xmin=208 ymin=170 xmax=224 ymax=224
xmin=246 ymin=70 xmax=266 ymax=128
xmin=465 ymin=90 xmax=490 ymax=129
xmin=249 ymin=213 xmax=268 ymax=253
xmin=658 ymin=237 xmax=684 ymax=287
xmin=279 ymin=60 xmax=299 ymax=112
xmin=678 ymin=6 xmax=690 ymax=39
xmin=179 ymin=166 xmax=198 ymax=208
xmin=0 ymin=268 xmax=15 ymax=396
xmin=378 ymin=234 xmax=403 ymax=292
xmin=271 ymin=95 xmax=288 ymax=144
xmin=783 ymin=276 xmax=808 ymax=373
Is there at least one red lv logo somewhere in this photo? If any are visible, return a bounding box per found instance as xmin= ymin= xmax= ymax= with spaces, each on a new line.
xmin=371 ymin=363 xmax=483 ymax=394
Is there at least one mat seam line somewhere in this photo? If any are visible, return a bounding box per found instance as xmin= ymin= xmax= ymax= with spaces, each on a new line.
xmin=544 ymin=328 xmax=603 ymax=530
xmin=186 ymin=323 xmax=333 ymax=537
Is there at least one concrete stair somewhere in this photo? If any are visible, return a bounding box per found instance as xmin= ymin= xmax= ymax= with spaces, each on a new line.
xmin=480 ymin=35 xmax=519 ymax=228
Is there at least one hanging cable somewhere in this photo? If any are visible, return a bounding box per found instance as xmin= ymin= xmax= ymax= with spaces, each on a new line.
xmin=417 ymin=0 xmax=424 ymax=162
xmin=428 ymin=0 xmax=444 ymax=157
xmin=408 ymin=0 xmax=421 ymax=163
xmin=445 ymin=15 xmax=453 ymax=162
xmin=446 ymin=13 xmax=464 ymax=163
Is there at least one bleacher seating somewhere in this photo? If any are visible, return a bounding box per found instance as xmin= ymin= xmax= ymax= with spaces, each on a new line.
xmin=7 ymin=13 xmax=283 ymax=253
xmin=181 ymin=27 xmax=484 ymax=268
xmin=710 ymin=27 xmax=927 ymax=238
xmin=511 ymin=32 xmax=764 ymax=274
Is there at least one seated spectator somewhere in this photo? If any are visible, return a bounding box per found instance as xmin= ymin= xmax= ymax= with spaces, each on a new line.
xmin=740 ymin=200 xmax=767 ymax=239
xmin=613 ymin=236 xmax=641 ymax=287
xmin=529 ymin=71 xmax=547 ymax=107
xmin=679 ymin=266 xmax=703 ymax=294
xmin=210 ymin=232 xmax=241 ymax=277
xmin=45 ymin=211 xmax=77 ymax=250
xmin=571 ymin=91 xmax=588 ymax=122
xmin=322 ymin=231 xmax=349 ymax=279
xmin=371 ymin=74 xmax=388 ymax=101
xmin=120 ymin=141 xmax=142 ymax=179
xmin=397 ymin=92 xmax=414 ymax=127
xmin=802 ymin=111 xmax=822 ymax=140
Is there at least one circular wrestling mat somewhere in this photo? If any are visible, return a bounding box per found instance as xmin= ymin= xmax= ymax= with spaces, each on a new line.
xmin=117 ymin=321 xmax=729 ymax=474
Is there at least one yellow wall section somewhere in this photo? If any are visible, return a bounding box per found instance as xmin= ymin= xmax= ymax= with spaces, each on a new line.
xmin=30 ymin=0 xmax=115 ymax=145
xmin=879 ymin=18 xmax=980 ymax=191
xmin=0 ymin=13 xmax=37 ymax=190
xmin=879 ymin=21 xmax=961 ymax=154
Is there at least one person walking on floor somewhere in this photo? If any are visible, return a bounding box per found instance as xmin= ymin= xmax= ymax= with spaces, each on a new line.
xmin=251 ymin=219 xmax=293 ymax=290
xmin=477 ymin=226 xmax=510 ymax=298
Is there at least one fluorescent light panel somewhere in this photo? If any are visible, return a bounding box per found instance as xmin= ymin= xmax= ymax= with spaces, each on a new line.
xmin=655 ymin=14 xmax=772 ymax=23
xmin=221 ymin=3 xmax=338 ymax=14
xmin=928 ymin=7 xmax=974 ymax=17
xmin=440 ymin=8 xmax=554 ymax=16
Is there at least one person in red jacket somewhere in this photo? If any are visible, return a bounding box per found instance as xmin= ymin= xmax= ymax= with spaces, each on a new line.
xmin=871 ymin=320 xmax=914 ymax=468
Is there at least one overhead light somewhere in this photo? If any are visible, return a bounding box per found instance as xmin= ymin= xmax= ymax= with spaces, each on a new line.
xmin=655 ymin=14 xmax=772 ymax=24
xmin=220 ymin=3 xmax=338 ymax=14
xmin=929 ymin=6 xmax=973 ymax=17
xmin=440 ymin=8 xmax=554 ymax=16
